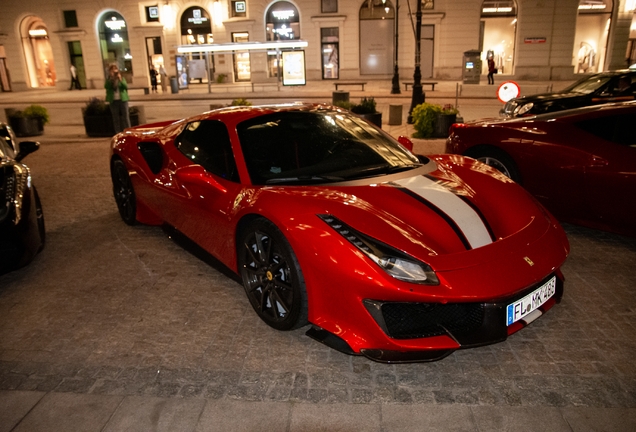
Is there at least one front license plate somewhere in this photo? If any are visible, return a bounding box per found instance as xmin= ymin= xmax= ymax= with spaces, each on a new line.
xmin=506 ymin=276 xmax=556 ymax=326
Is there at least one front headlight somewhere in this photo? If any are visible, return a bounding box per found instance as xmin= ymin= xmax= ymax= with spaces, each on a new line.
xmin=514 ymin=102 xmax=534 ymax=116
xmin=318 ymin=214 xmax=439 ymax=285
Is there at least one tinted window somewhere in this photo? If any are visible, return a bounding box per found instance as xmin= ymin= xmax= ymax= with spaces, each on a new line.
xmin=564 ymin=74 xmax=612 ymax=94
xmin=236 ymin=109 xmax=420 ymax=185
xmin=574 ymin=113 xmax=636 ymax=147
xmin=0 ymin=125 xmax=17 ymax=159
xmin=175 ymin=120 xmax=239 ymax=182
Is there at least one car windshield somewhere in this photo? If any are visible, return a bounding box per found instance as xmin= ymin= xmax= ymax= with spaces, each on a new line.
xmin=236 ymin=109 xmax=422 ymax=185
xmin=562 ymin=74 xmax=613 ymax=94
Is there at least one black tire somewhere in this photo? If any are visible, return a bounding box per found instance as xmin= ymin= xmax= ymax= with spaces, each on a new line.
xmin=237 ymin=218 xmax=308 ymax=331
xmin=34 ymin=187 xmax=45 ymax=252
xmin=465 ymin=147 xmax=522 ymax=184
xmin=111 ymin=159 xmax=137 ymax=225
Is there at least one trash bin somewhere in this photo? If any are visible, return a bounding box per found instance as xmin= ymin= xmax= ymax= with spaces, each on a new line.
xmin=170 ymin=77 xmax=179 ymax=94
xmin=389 ymin=104 xmax=403 ymax=125
xmin=332 ymin=91 xmax=349 ymax=105
xmin=462 ymin=50 xmax=482 ymax=85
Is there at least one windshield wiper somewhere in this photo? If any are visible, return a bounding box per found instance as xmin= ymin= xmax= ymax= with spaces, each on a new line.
xmin=264 ymin=175 xmax=345 ymax=185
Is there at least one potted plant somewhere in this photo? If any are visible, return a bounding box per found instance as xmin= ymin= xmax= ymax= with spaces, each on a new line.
xmin=230 ymin=98 xmax=252 ymax=106
xmin=8 ymin=105 xmax=49 ymax=137
xmin=82 ymin=99 xmax=145 ymax=137
xmin=411 ymin=103 xmax=460 ymax=139
xmin=351 ymin=97 xmax=382 ymax=128
xmin=434 ymin=104 xmax=459 ymax=138
xmin=82 ymin=98 xmax=114 ymax=137
xmin=216 ymin=73 xmax=227 ymax=84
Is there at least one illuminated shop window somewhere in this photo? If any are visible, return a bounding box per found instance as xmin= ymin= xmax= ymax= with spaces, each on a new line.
xmin=179 ymin=7 xmax=215 ymax=86
xmin=573 ymin=0 xmax=613 ymax=73
xmin=480 ymin=1 xmax=517 ymax=75
xmin=359 ymin=0 xmax=395 ymax=75
xmin=266 ymin=1 xmax=300 ymax=77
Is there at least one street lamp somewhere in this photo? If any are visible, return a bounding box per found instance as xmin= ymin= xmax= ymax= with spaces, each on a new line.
xmin=407 ymin=0 xmax=424 ymax=123
xmin=391 ymin=0 xmax=401 ymax=94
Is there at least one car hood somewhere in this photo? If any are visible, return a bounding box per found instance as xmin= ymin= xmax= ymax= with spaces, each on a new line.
xmin=248 ymin=155 xmax=566 ymax=272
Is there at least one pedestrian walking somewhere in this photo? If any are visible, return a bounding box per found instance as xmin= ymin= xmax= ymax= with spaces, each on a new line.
xmin=150 ymin=65 xmax=158 ymax=93
xmin=487 ymin=56 xmax=496 ymax=85
xmin=105 ymin=64 xmax=131 ymax=134
xmin=69 ymin=64 xmax=81 ymax=90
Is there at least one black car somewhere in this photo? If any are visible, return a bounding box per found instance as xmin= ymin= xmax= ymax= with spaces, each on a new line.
xmin=500 ymin=70 xmax=636 ymax=117
xmin=0 ymin=122 xmax=45 ymax=275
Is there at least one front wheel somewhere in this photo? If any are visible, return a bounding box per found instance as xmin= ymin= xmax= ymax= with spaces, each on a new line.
xmin=465 ymin=147 xmax=521 ymax=184
xmin=111 ymin=159 xmax=137 ymax=225
xmin=237 ymin=218 xmax=308 ymax=331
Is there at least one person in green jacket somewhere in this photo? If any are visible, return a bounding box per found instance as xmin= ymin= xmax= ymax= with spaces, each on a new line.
xmin=105 ymin=64 xmax=130 ymax=134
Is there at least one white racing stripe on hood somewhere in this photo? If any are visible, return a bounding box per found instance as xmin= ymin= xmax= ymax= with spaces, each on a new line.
xmin=395 ymin=175 xmax=493 ymax=249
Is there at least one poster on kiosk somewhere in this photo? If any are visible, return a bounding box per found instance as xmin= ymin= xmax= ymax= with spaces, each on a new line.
xmin=282 ymin=51 xmax=306 ymax=86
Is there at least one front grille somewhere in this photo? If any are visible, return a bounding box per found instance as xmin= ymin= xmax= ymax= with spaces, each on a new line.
xmin=382 ymin=302 xmax=484 ymax=339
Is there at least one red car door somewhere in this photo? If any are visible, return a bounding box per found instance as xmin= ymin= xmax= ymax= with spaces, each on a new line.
xmin=160 ymin=119 xmax=243 ymax=262
xmin=583 ymin=112 xmax=636 ymax=235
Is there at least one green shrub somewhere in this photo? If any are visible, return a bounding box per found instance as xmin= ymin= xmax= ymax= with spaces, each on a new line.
xmin=411 ymin=103 xmax=442 ymax=138
xmin=84 ymin=98 xmax=109 ymax=116
xmin=13 ymin=105 xmax=49 ymax=124
xmin=231 ymin=98 xmax=252 ymax=106
xmin=216 ymin=73 xmax=227 ymax=84
xmin=333 ymin=100 xmax=354 ymax=110
xmin=351 ymin=97 xmax=377 ymax=114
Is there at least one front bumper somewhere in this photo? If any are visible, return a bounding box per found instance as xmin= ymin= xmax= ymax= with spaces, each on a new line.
xmin=307 ymin=272 xmax=564 ymax=363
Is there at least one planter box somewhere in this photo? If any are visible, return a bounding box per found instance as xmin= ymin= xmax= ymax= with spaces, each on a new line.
xmin=9 ymin=116 xmax=43 ymax=137
xmin=358 ymin=112 xmax=382 ymax=129
xmin=82 ymin=105 xmax=144 ymax=137
xmin=433 ymin=113 xmax=457 ymax=138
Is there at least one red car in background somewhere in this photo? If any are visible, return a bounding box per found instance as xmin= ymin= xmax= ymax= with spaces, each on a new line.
xmin=446 ymin=102 xmax=636 ymax=237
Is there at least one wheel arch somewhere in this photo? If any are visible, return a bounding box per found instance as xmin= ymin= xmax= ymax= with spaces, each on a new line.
xmin=462 ymin=144 xmax=523 ymax=184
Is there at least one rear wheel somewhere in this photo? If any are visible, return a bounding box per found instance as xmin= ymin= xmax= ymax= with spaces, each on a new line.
xmin=465 ymin=147 xmax=521 ymax=184
xmin=111 ymin=159 xmax=137 ymax=225
xmin=237 ymin=218 xmax=308 ymax=330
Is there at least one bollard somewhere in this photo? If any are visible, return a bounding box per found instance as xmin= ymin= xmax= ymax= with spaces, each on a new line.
xmin=389 ymin=104 xmax=403 ymax=125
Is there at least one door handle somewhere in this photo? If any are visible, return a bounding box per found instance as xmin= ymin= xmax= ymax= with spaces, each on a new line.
xmin=591 ymin=156 xmax=609 ymax=166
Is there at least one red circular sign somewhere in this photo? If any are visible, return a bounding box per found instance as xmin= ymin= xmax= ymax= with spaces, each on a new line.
xmin=497 ymin=81 xmax=520 ymax=103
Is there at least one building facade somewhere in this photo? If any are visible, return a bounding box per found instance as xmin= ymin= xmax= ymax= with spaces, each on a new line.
xmin=1 ymin=0 xmax=635 ymax=92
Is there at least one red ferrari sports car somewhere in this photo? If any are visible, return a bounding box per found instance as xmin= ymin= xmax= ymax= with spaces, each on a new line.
xmin=110 ymin=104 xmax=569 ymax=362
xmin=446 ymin=101 xmax=636 ymax=237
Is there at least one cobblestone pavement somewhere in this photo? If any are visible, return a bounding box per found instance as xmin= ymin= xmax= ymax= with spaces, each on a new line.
xmin=0 ymin=96 xmax=635 ymax=430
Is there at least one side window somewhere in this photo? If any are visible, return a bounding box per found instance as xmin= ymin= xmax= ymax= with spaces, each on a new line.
xmin=0 ymin=125 xmax=17 ymax=159
xmin=574 ymin=113 xmax=636 ymax=148
xmin=175 ymin=120 xmax=240 ymax=182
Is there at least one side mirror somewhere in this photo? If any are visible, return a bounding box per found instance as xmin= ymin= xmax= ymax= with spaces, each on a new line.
xmin=397 ymin=136 xmax=414 ymax=152
xmin=15 ymin=141 xmax=40 ymax=162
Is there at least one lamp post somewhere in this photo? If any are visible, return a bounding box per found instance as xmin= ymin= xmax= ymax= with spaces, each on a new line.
xmin=407 ymin=0 xmax=424 ymax=123
xmin=391 ymin=0 xmax=400 ymax=94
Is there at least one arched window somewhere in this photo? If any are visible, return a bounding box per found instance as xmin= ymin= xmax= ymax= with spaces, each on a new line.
xmin=265 ymin=1 xmax=301 ymax=77
xmin=21 ymin=16 xmax=56 ymax=88
xmin=573 ymin=0 xmax=613 ymax=73
xmin=359 ymin=0 xmax=395 ymax=75
xmin=480 ymin=1 xmax=517 ymax=75
xmin=98 ymin=12 xmax=133 ymax=83
xmin=180 ymin=6 xmax=213 ymax=45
